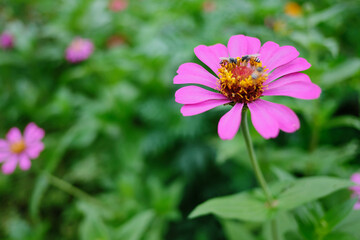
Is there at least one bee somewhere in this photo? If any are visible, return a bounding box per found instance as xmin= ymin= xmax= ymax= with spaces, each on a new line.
xmin=251 ymin=66 xmax=264 ymax=83
xmin=241 ymin=54 xmax=260 ymax=63
xmin=219 ymin=57 xmax=238 ymax=65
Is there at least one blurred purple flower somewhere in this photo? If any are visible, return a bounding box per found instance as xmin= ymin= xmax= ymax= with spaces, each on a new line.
xmin=350 ymin=173 xmax=360 ymax=210
xmin=0 ymin=123 xmax=45 ymax=175
xmin=0 ymin=32 xmax=14 ymax=49
xmin=65 ymin=38 xmax=94 ymax=63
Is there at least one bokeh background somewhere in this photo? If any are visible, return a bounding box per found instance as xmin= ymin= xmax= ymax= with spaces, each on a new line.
xmin=0 ymin=0 xmax=359 ymax=239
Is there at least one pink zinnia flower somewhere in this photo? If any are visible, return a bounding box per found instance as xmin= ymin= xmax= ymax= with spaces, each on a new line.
xmin=0 ymin=123 xmax=45 ymax=174
xmin=0 ymin=32 xmax=14 ymax=49
xmin=174 ymin=35 xmax=321 ymax=140
xmin=108 ymin=0 xmax=128 ymax=12
xmin=350 ymin=173 xmax=360 ymax=210
xmin=65 ymin=38 xmax=94 ymax=63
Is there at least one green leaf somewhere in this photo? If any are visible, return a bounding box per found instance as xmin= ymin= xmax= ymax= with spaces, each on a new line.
xmin=115 ymin=210 xmax=155 ymax=240
xmin=276 ymin=177 xmax=353 ymax=211
xmin=334 ymin=211 xmax=360 ymax=239
xmin=29 ymin=173 xmax=49 ymax=221
xmin=79 ymin=215 xmax=110 ymax=240
xmin=221 ymin=220 xmax=255 ymax=240
xmin=326 ymin=116 xmax=360 ymax=131
xmin=323 ymin=232 xmax=358 ymax=240
xmin=321 ymin=58 xmax=360 ymax=88
xmin=323 ymin=198 xmax=358 ymax=231
xmin=189 ymin=191 xmax=271 ymax=222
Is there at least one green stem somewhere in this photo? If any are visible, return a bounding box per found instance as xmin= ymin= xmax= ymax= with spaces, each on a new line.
xmin=240 ymin=109 xmax=273 ymax=201
xmin=240 ymin=109 xmax=278 ymax=240
xmin=47 ymin=174 xmax=106 ymax=209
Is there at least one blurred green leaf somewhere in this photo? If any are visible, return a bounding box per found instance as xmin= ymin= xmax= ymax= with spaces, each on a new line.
xmin=189 ymin=191 xmax=271 ymax=222
xmin=320 ymin=58 xmax=360 ymax=88
xmin=114 ymin=210 xmax=155 ymax=240
xmin=221 ymin=220 xmax=255 ymax=240
xmin=326 ymin=116 xmax=360 ymax=131
xmin=323 ymin=232 xmax=358 ymax=240
xmin=323 ymin=198 xmax=358 ymax=231
xmin=277 ymin=177 xmax=353 ymax=211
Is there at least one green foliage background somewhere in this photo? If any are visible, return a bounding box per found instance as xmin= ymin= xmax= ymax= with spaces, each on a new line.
xmin=0 ymin=0 xmax=359 ymax=239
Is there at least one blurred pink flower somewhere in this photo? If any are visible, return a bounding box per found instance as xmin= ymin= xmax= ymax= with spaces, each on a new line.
xmin=0 ymin=32 xmax=14 ymax=49
xmin=0 ymin=123 xmax=45 ymax=175
xmin=65 ymin=38 xmax=94 ymax=63
xmin=174 ymin=35 xmax=321 ymax=140
xmin=108 ymin=0 xmax=128 ymax=12
xmin=350 ymin=173 xmax=360 ymax=210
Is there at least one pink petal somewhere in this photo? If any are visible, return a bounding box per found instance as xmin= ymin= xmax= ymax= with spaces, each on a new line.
xmin=24 ymin=123 xmax=45 ymax=143
xmin=181 ymin=99 xmax=231 ymax=116
xmin=265 ymin=73 xmax=311 ymax=89
xmin=351 ymin=173 xmax=360 ymax=185
xmin=26 ymin=142 xmax=44 ymax=159
xmin=248 ymin=100 xmax=280 ymax=139
xmin=245 ymin=36 xmax=261 ymax=55
xmin=6 ymin=127 xmax=22 ymax=143
xmin=265 ymin=58 xmax=311 ymax=85
xmin=228 ymin=35 xmax=246 ymax=58
xmin=2 ymin=155 xmax=18 ymax=175
xmin=262 ymin=81 xmax=321 ymax=100
xmin=259 ymin=41 xmax=280 ymax=66
xmin=354 ymin=201 xmax=360 ymax=210
xmin=218 ymin=103 xmax=244 ymax=140
xmin=174 ymin=63 xmax=219 ymax=90
xmin=0 ymin=140 xmax=10 ymax=162
xmin=263 ymin=46 xmax=299 ymax=72
xmin=254 ymin=100 xmax=300 ymax=133
xmin=19 ymin=154 xmax=31 ymax=171
xmin=194 ymin=43 xmax=228 ymax=75
xmin=175 ymin=86 xmax=227 ymax=104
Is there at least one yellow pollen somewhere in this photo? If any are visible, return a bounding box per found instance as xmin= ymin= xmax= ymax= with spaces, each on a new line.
xmin=217 ymin=56 xmax=268 ymax=104
xmin=10 ymin=140 xmax=26 ymax=154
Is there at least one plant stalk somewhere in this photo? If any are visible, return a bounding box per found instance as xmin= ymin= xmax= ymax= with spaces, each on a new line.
xmin=240 ymin=109 xmax=278 ymax=240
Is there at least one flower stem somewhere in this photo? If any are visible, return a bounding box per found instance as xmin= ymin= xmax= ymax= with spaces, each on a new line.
xmin=47 ymin=173 xmax=106 ymax=209
xmin=240 ymin=109 xmax=273 ymax=201
xmin=240 ymin=109 xmax=278 ymax=240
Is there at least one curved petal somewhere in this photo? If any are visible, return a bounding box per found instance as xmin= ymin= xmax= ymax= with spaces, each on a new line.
xmin=218 ymin=103 xmax=244 ymax=140
xmin=0 ymin=140 xmax=10 ymax=162
xmin=194 ymin=43 xmax=228 ymax=75
xmin=262 ymin=81 xmax=321 ymax=100
xmin=174 ymin=73 xmax=219 ymax=89
xmin=248 ymin=100 xmax=279 ymax=139
xmin=264 ymin=46 xmax=299 ymax=72
xmin=228 ymin=35 xmax=261 ymax=58
xmin=181 ymin=99 xmax=231 ymax=116
xmin=351 ymin=173 xmax=360 ymax=185
xmin=26 ymin=142 xmax=44 ymax=159
xmin=24 ymin=123 xmax=45 ymax=143
xmin=245 ymin=36 xmax=261 ymax=55
xmin=254 ymin=100 xmax=300 ymax=133
xmin=259 ymin=41 xmax=280 ymax=66
xmin=175 ymin=86 xmax=227 ymax=104
xmin=354 ymin=202 xmax=360 ymax=210
xmin=6 ymin=127 xmax=22 ymax=143
xmin=265 ymin=58 xmax=311 ymax=85
xmin=2 ymin=155 xmax=18 ymax=175
xmin=19 ymin=154 xmax=31 ymax=171
xmin=265 ymin=73 xmax=311 ymax=89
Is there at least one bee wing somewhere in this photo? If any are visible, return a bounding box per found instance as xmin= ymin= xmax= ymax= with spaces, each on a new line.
xmin=246 ymin=54 xmax=260 ymax=57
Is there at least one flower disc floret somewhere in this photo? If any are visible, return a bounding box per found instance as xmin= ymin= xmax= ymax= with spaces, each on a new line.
xmin=218 ymin=57 xmax=268 ymax=103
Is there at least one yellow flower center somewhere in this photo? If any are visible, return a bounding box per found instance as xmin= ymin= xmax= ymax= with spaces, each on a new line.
xmin=10 ymin=140 xmax=26 ymax=154
xmin=217 ymin=56 xmax=268 ymax=103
